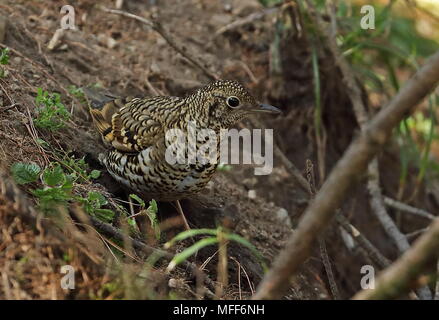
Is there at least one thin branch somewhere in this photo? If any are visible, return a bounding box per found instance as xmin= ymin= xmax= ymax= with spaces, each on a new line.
xmin=306 ymin=160 xmax=340 ymax=299
xmin=215 ymin=8 xmax=278 ymax=36
xmin=353 ymin=218 xmax=439 ymax=300
xmin=102 ymin=8 xmax=219 ymax=81
xmin=406 ymin=227 xmax=429 ymax=240
xmin=384 ymin=196 xmax=436 ymax=220
xmin=368 ymin=161 xmax=431 ymax=298
xmin=336 ymin=214 xmax=391 ymax=268
xmin=368 ymin=161 xmax=410 ymax=253
xmin=253 ymin=50 xmax=439 ymax=300
xmin=319 ymin=237 xmax=340 ymax=299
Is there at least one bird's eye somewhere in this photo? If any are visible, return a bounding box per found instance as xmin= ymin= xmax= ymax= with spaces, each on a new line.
xmin=226 ymin=96 xmax=240 ymax=108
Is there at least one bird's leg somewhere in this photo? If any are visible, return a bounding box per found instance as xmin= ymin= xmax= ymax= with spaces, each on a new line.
xmin=174 ymin=200 xmax=191 ymax=230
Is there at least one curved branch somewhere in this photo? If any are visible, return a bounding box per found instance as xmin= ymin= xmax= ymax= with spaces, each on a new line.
xmin=353 ymin=218 xmax=439 ymax=300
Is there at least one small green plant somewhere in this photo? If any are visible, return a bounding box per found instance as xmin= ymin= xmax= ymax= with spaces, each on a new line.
xmin=42 ymin=165 xmax=67 ymax=187
xmin=11 ymin=162 xmax=41 ymax=185
xmin=34 ymin=88 xmax=70 ymax=130
xmin=59 ymin=153 xmax=100 ymax=182
xmin=89 ymin=280 xmax=123 ymax=300
xmin=36 ymin=141 xmax=101 ymax=182
xmin=0 ymin=47 xmax=9 ymax=64
xmin=0 ymin=47 xmax=9 ymax=78
xmin=32 ymin=165 xmax=74 ymax=215
xmin=12 ymin=160 xmax=112 ymax=221
xmin=164 ymin=227 xmax=266 ymax=272
xmin=130 ymin=194 xmax=160 ymax=240
xmin=68 ymin=85 xmax=87 ymax=105
xmin=62 ymin=252 xmax=72 ymax=263
xmin=78 ymin=191 xmax=115 ymax=223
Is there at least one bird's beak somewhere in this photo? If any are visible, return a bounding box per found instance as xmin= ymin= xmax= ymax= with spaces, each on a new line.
xmin=251 ymin=103 xmax=282 ymax=114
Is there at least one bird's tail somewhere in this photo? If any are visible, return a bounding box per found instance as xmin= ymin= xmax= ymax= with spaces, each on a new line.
xmin=83 ymin=87 xmax=119 ymax=136
xmin=84 ymin=87 xmax=137 ymax=152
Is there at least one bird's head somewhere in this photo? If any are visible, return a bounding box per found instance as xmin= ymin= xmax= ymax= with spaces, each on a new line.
xmin=189 ymin=80 xmax=281 ymax=128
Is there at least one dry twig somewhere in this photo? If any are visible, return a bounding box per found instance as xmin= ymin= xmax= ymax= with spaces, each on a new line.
xmin=215 ymin=8 xmax=278 ymax=36
xmin=335 ymin=214 xmax=391 ymax=268
xmin=384 ymin=196 xmax=436 ymax=220
xmin=353 ymin=218 xmax=439 ymax=300
xmin=307 ymin=160 xmax=340 ymax=300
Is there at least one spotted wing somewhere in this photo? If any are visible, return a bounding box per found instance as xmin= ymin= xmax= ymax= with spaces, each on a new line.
xmin=87 ymin=90 xmax=182 ymax=153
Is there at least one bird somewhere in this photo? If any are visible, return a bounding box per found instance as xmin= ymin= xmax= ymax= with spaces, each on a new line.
xmin=86 ymin=80 xmax=280 ymax=229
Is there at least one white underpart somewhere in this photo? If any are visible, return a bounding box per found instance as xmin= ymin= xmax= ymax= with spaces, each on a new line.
xmin=115 ymin=155 xmax=127 ymax=172
xmin=177 ymin=174 xmax=198 ymax=192
xmin=139 ymin=148 xmax=151 ymax=174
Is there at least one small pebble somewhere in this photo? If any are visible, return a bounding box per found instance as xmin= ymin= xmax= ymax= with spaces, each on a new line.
xmin=168 ymin=278 xmax=178 ymax=288
xmin=276 ymin=208 xmax=292 ymax=228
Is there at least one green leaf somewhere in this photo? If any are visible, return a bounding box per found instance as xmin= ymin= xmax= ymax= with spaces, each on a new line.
xmin=36 ymin=138 xmax=50 ymax=148
xmin=148 ymin=199 xmax=158 ymax=214
xmin=0 ymin=48 xmax=9 ymax=65
xmin=89 ymin=169 xmax=101 ymax=179
xmin=11 ymin=162 xmax=41 ymax=185
xmin=94 ymin=208 xmax=115 ymax=223
xmin=164 ymin=228 xmax=218 ymax=249
xmin=32 ymin=184 xmax=72 ymax=215
xmin=145 ymin=199 xmax=160 ymax=240
xmin=167 ymin=237 xmax=219 ymax=271
xmin=42 ymin=165 xmax=66 ymax=187
xmin=78 ymin=191 xmax=113 ymax=222
xmin=34 ymin=88 xmax=70 ymax=131
xmin=129 ymin=194 xmax=145 ymax=208
xmin=87 ymin=191 xmax=108 ymax=207
xmin=126 ymin=217 xmax=137 ymax=227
